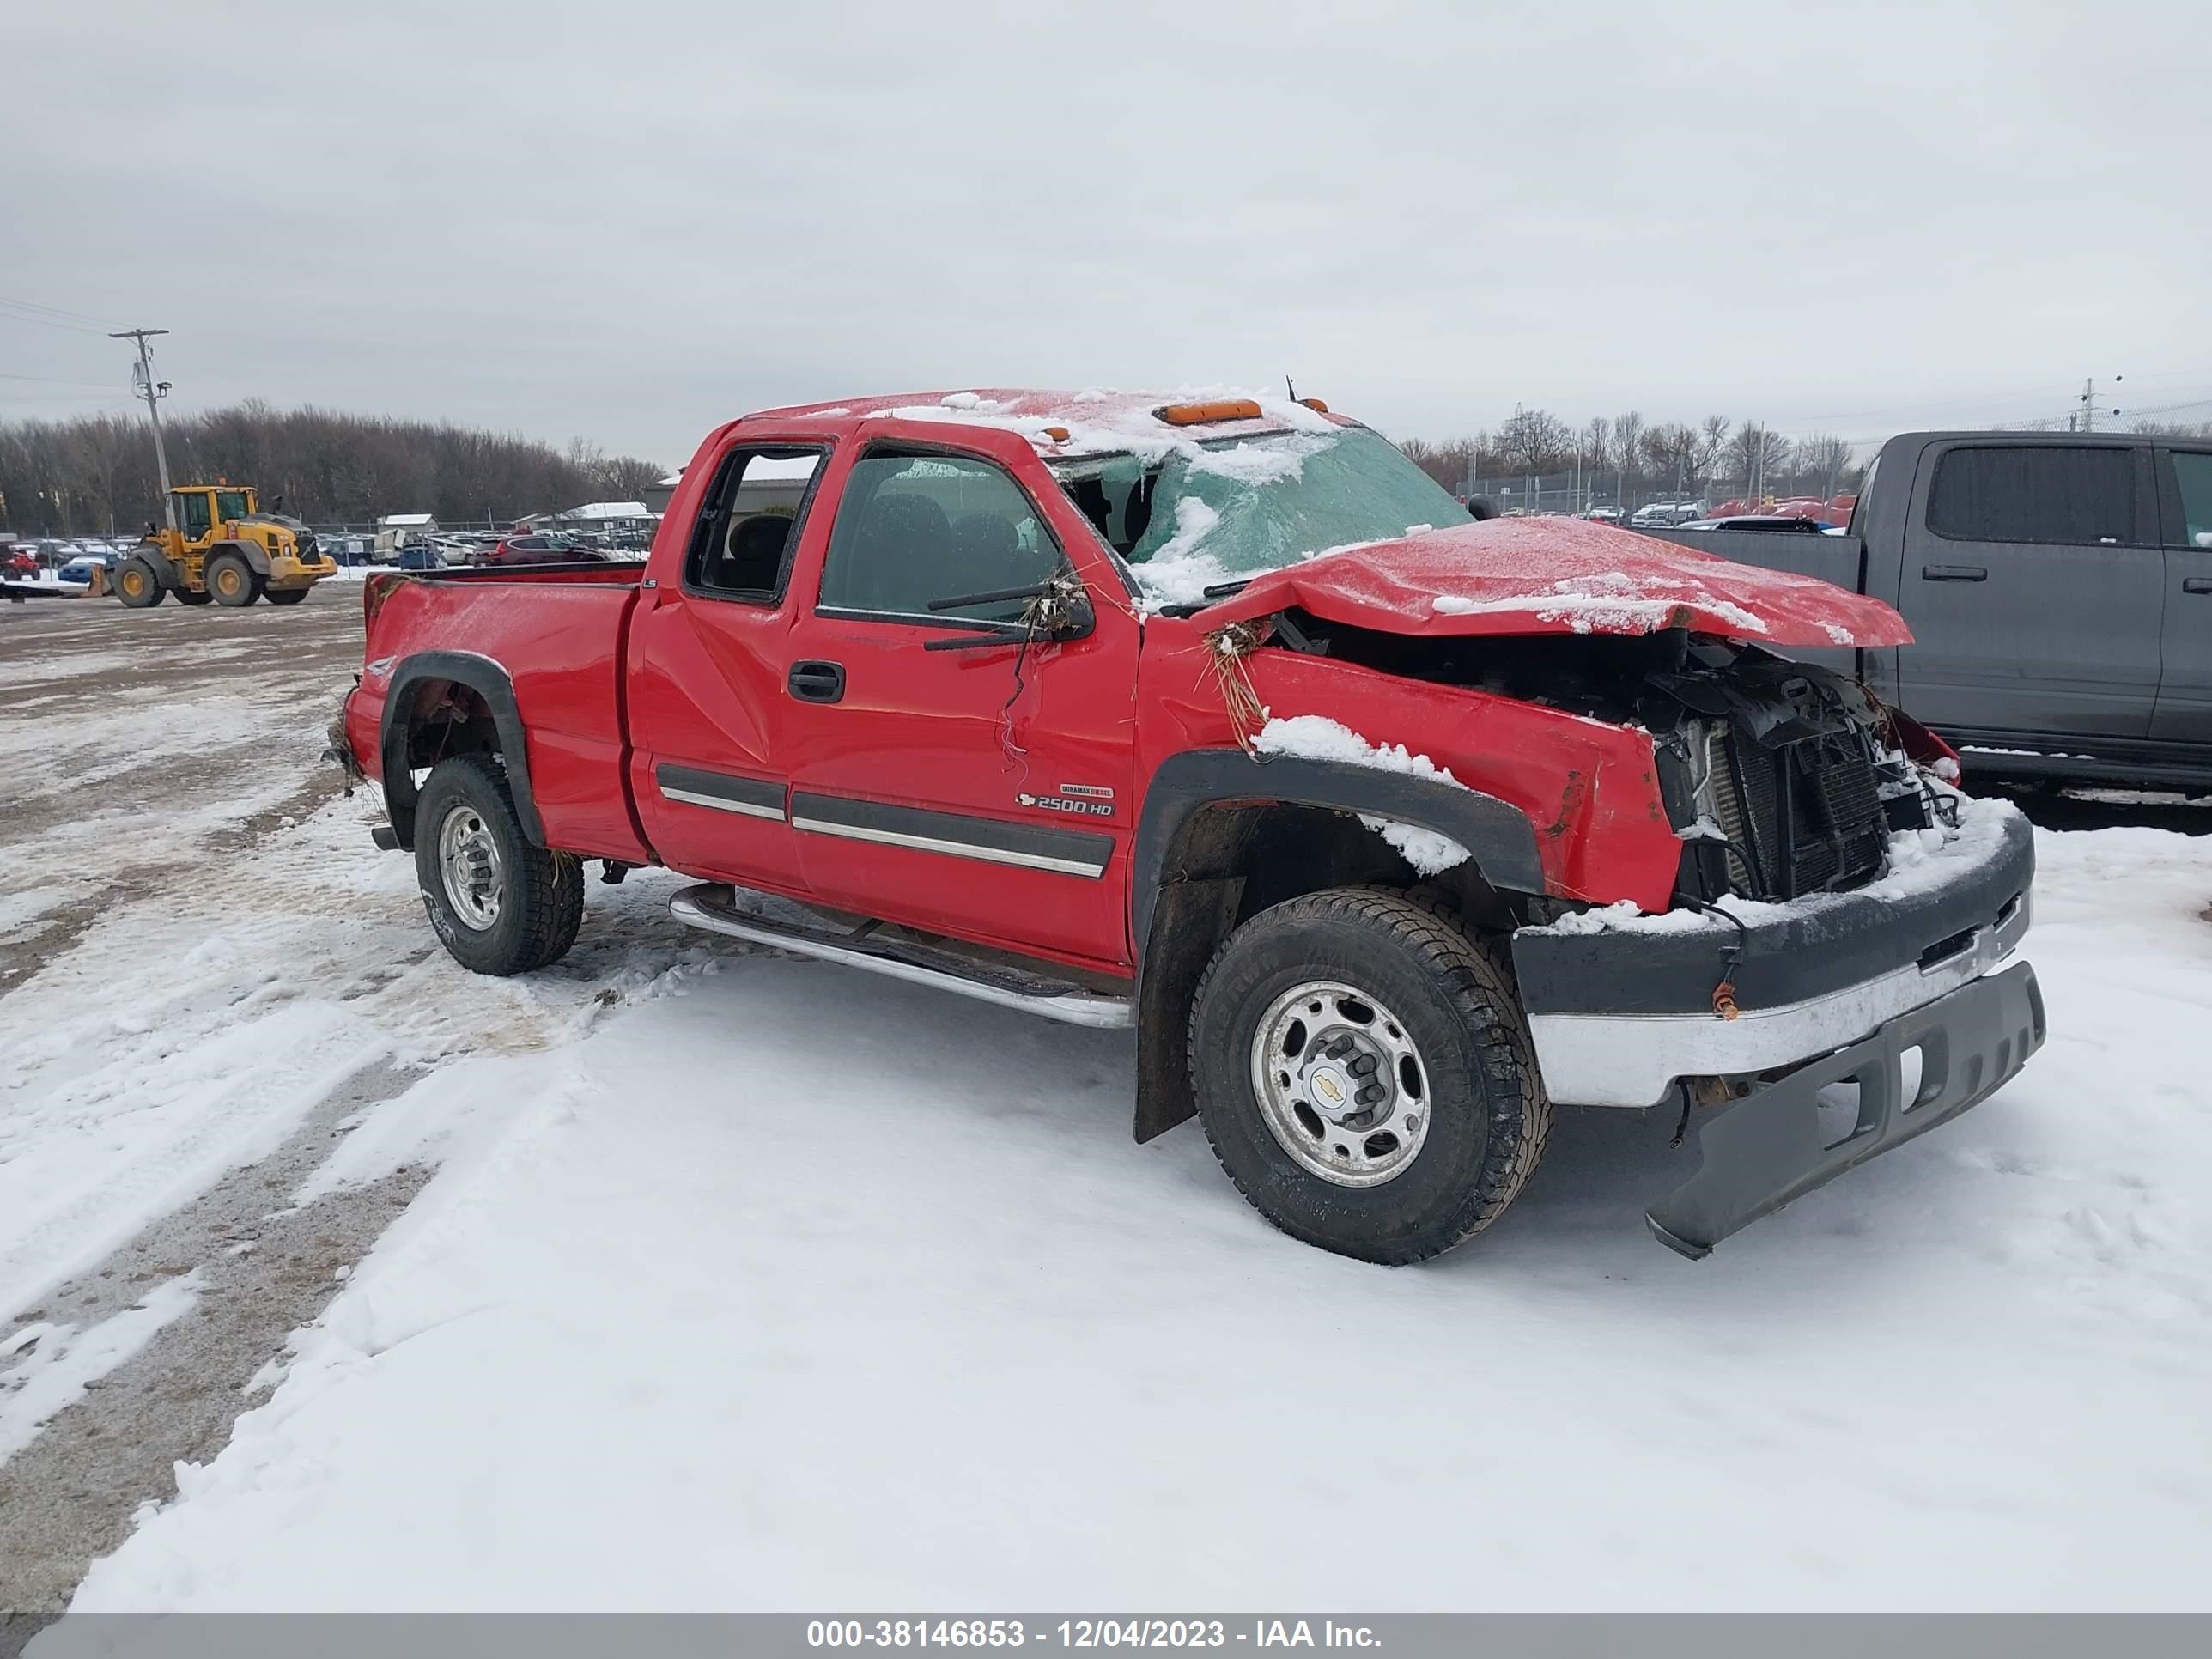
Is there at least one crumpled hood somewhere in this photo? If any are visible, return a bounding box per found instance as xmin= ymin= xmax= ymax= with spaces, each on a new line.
xmin=1193 ymin=516 xmax=1912 ymax=648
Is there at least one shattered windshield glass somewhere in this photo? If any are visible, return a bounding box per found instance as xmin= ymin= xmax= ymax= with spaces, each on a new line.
xmin=1049 ymin=427 xmax=1471 ymax=608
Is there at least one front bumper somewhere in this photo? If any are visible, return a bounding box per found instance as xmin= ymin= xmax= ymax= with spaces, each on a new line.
xmin=1645 ymin=959 xmax=2043 ymax=1257
xmin=1511 ymin=806 xmax=2036 ymax=1109
xmin=1509 ymin=804 xmax=2043 ymax=1255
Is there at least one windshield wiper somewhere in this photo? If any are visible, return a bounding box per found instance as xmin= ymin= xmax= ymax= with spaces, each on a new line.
xmin=927 ymin=581 xmax=1055 ymax=612
xmin=1200 ymin=578 xmax=1254 ymax=599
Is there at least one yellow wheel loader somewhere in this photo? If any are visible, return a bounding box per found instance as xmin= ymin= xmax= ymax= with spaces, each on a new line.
xmin=113 ymin=484 xmax=337 ymax=609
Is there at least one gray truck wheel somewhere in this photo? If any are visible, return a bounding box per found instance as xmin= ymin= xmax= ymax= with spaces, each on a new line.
xmin=116 ymin=557 xmax=166 ymax=607
xmin=1188 ymin=886 xmax=1551 ymax=1264
xmin=205 ymin=552 xmax=258 ymax=607
xmin=413 ymin=755 xmax=584 ymax=976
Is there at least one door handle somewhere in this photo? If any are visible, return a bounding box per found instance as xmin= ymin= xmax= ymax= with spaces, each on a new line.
xmin=2185 ymin=578 xmax=2212 ymax=595
xmin=787 ymin=659 xmax=846 ymax=703
xmin=1921 ymin=563 xmax=1987 ymax=582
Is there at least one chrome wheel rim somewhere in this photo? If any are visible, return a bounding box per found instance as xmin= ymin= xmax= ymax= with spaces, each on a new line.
xmin=437 ymin=805 xmax=504 ymax=930
xmin=1249 ymin=979 xmax=1431 ymax=1188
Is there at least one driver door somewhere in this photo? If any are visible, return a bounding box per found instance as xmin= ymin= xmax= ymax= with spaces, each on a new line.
xmin=777 ymin=435 xmax=1140 ymax=970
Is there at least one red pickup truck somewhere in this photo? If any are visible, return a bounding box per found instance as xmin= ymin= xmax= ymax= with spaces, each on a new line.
xmin=335 ymin=390 xmax=2044 ymax=1261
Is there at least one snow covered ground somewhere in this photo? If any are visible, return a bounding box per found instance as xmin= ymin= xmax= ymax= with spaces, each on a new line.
xmin=6 ymin=595 xmax=2212 ymax=1612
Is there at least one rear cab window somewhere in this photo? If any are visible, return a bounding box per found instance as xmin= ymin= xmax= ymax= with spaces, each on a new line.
xmin=1926 ymin=444 xmax=2143 ymax=546
xmin=682 ymin=447 xmax=826 ymax=603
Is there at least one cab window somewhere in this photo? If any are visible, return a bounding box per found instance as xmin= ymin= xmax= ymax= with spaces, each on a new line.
xmin=1927 ymin=445 xmax=2137 ymax=546
xmin=683 ymin=447 xmax=825 ymax=602
xmin=2166 ymin=452 xmax=2212 ymax=548
xmin=817 ymin=449 xmax=1060 ymax=623
xmin=215 ymin=490 xmax=252 ymax=522
xmin=177 ymin=493 xmax=212 ymax=538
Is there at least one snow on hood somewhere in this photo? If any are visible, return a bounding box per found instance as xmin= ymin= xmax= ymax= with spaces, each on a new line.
xmin=1194 ymin=515 xmax=1911 ymax=649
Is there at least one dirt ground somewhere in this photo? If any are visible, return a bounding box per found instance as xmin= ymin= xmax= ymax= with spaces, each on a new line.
xmin=0 ymin=580 xmax=733 ymax=1626
xmin=0 ymin=584 xmax=414 ymax=1623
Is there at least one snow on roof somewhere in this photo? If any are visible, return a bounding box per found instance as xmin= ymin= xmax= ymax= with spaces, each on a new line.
xmin=379 ymin=513 xmax=435 ymax=526
xmin=556 ymin=501 xmax=653 ymax=520
xmin=739 ymin=388 xmax=1344 ymax=460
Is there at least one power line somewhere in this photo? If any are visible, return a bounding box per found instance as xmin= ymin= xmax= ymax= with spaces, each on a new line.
xmin=0 ymin=295 xmax=119 ymax=336
xmin=0 ymin=371 xmax=125 ymax=388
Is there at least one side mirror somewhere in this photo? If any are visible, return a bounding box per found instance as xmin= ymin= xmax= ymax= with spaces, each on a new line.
xmin=1044 ymin=580 xmax=1095 ymax=641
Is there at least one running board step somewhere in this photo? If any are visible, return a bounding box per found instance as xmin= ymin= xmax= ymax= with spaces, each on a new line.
xmin=669 ymin=883 xmax=1134 ymax=1030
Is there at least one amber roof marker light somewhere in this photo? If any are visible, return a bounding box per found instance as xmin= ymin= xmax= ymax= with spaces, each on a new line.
xmin=1154 ymin=398 xmax=1264 ymax=427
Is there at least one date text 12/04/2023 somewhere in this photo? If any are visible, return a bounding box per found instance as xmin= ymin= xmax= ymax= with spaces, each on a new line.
xmin=805 ymin=1620 xmax=1382 ymax=1649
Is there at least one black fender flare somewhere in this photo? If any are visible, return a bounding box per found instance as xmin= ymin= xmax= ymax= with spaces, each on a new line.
xmin=1125 ymin=748 xmax=1547 ymax=1144
xmin=1132 ymin=748 xmax=1546 ymax=969
xmin=210 ymin=538 xmax=271 ymax=577
xmin=377 ymin=651 xmax=545 ymax=849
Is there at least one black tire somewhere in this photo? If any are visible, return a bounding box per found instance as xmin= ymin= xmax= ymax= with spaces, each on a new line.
xmin=176 ymin=590 xmax=213 ymax=606
xmin=264 ymin=587 xmax=307 ymax=606
xmin=205 ymin=551 xmax=258 ymax=607
xmin=413 ymin=755 xmax=584 ymax=976
xmin=115 ymin=557 xmax=166 ymax=607
xmin=1188 ymin=886 xmax=1551 ymax=1265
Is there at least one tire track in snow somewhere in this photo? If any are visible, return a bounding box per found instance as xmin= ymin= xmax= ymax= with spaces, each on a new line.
xmin=0 ymin=1061 xmax=429 ymax=1617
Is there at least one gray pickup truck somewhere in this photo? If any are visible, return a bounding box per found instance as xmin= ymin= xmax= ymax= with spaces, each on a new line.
xmin=1644 ymin=430 xmax=2212 ymax=793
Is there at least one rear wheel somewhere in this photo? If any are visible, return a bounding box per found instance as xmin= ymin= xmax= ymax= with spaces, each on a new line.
xmin=204 ymin=552 xmax=258 ymax=606
xmin=115 ymin=557 xmax=166 ymax=607
xmin=264 ymin=587 xmax=307 ymax=606
xmin=413 ymin=755 xmax=584 ymax=975
xmin=1188 ymin=887 xmax=1551 ymax=1264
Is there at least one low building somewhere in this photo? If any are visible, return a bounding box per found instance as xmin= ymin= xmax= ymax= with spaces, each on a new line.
xmin=374 ymin=512 xmax=438 ymax=554
xmin=546 ymin=501 xmax=658 ymax=535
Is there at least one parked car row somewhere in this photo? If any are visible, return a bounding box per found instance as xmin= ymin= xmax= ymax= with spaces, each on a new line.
xmin=389 ymin=532 xmax=630 ymax=570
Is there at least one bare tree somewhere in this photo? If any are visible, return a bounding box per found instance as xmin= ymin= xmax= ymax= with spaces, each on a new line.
xmin=1726 ymin=422 xmax=1794 ymax=500
xmin=1498 ymin=405 xmax=1577 ymax=475
xmin=0 ymin=404 xmax=665 ymax=532
xmin=1580 ymin=416 xmax=1612 ymax=476
xmin=1694 ymin=416 xmax=1732 ymax=489
xmin=1793 ymin=434 xmax=1855 ymax=500
xmin=1640 ymin=422 xmax=1702 ymax=493
xmin=1609 ymin=410 xmax=1646 ymax=498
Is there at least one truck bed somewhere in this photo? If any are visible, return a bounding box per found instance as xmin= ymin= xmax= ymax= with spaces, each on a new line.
xmin=349 ymin=562 xmax=652 ymax=862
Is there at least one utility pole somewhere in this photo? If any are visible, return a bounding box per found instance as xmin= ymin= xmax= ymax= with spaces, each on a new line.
xmin=2077 ymin=374 xmax=2123 ymax=434
xmin=111 ymin=327 xmax=179 ymax=534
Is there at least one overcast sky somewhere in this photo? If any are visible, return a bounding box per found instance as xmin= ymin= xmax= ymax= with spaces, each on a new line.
xmin=6 ymin=0 xmax=2208 ymax=470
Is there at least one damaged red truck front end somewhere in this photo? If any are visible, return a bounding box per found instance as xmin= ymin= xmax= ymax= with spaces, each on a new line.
xmin=338 ymin=390 xmax=2042 ymax=1262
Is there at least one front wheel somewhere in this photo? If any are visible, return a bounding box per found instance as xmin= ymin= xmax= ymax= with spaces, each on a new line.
xmin=1188 ymin=887 xmax=1551 ymax=1264
xmin=115 ymin=557 xmax=166 ymax=607
xmin=204 ymin=551 xmax=258 ymax=607
xmin=413 ymin=755 xmax=584 ymax=975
